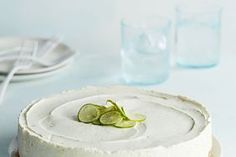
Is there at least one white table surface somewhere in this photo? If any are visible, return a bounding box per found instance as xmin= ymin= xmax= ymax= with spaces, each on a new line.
xmin=0 ymin=52 xmax=235 ymax=157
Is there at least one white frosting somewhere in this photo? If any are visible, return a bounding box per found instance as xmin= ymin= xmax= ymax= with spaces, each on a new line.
xmin=18 ymin=86 xmax=212 ymax=157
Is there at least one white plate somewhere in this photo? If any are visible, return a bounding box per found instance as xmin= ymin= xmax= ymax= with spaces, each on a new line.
xmin=0 ymin=37 xmax=76 ymax=75
xmin=0 ymin=61 xmax=70 ymax=82
xmin=8 ymin=136 xmax=221 ymax=157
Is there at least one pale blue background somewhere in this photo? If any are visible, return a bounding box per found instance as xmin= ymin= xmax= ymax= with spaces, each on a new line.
xmin=0 ymin=0 xmax=235 ymax=157
xmin=0 ymin=0 xmax=235 ymax=55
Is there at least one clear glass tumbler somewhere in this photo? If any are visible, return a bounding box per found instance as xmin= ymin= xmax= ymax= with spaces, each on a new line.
xmin=175 ymin=3 xmax=222 ymax=68
xmin=120 ymin=16 xmax=171 ymax=85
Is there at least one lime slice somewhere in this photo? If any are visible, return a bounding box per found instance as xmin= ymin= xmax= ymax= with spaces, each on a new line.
xmin=100 ymin=111 xmax=123 ymax=125
xmin=92 ymin=120 xmax=101 ymax=125
xmin=102 ymin=105 xmax=116 ymax=114
xmin=114 ymin=120 xmax=136 ymax=128
xmin=106 ymin=100 xmax=119 ymax=110
xmin=129 ymin=113 xmax=146 ymax=122
xmin=120 ymin=107 xmax=130 ymax=120
xmin=121 ymin=107 xmax=126 ymax=114
xmin=77 ymin=104 xmax=101 ymax=123
xmin=106 ymin=100 xmax=128 ymax=119
xmin=77 ymin=100 xmax=146 ymax=128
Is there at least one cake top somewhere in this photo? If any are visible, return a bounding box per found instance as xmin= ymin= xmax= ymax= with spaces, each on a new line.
xmin=19 ymin=86 xmax=210 ymax=152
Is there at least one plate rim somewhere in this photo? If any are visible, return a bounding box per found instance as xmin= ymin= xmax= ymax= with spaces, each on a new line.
xmin=0 ymin=37 xmax=76 ymax=75
xmin=0 ymin=61 xmax=70 ymax=82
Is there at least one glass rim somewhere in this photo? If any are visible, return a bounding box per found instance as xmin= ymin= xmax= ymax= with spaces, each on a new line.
xmin=175 ymin=3 xmax=223 ymax=14
xmin=121 ymin=15 xmax=171 ymax=30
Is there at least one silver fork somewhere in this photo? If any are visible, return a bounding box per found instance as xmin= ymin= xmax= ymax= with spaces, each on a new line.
xmin=0 ymin=40 xmax=38 ymax=105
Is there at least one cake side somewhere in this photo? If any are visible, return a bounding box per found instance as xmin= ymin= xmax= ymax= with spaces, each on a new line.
xmin=18 ymin=86 xmax=212 ymax=157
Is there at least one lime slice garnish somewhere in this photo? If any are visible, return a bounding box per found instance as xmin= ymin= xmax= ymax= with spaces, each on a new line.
xmin=121 ymin=107 xmax=126 ymax=115
xmin=106 ymin=100 xmax=119 ymax=110
xmin=77 ymin=104 xmax=101 ymax=123
xmin=129 ymin=113 xmax=146 ymax=122
xmin=77 ymin=100 xmax=145 ymax=128
xmin=92 ymin=120 xmax=101 ymax=125
xmin=106 ymin=100 xmax=128 ymax=119
xmin=114 ymin=120 xmax=136 ymax=128
xmin=102 ymin=105 xmax=116 ymax=114
xmin=100 ymin=111 xmax=123 ymax=125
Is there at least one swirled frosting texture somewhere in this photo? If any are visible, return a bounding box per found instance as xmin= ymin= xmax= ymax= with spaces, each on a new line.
xmin=18 ymin=86 xmax=212 ymax=157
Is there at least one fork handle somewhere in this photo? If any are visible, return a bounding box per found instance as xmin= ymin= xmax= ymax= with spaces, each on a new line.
xmin=0 ymin=67 xmax=19 ymax=105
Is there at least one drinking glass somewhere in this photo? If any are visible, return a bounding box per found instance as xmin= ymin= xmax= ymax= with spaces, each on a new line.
xmin=175 ymin=3 xmax=222 ymax=68
xmin=120 ymin=16 xmax=171 ymax=84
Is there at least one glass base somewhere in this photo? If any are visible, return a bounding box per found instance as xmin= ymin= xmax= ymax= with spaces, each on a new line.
xmin=176 ymin=61 xmax=219 ymax=69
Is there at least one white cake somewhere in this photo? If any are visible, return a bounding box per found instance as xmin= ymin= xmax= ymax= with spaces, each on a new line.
xmin=18 ymin=86 xmax=212 ymax=157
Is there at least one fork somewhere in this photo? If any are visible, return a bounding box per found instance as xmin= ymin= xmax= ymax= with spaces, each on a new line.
xmin=36 ymin=35 xmax=62 ymax=57
xmin=0 ymin=36 xmax=62 ymax=58
xmin=0 ymin=40 xmax=38 ymax=105
xmin=0 ymin=36 xmax=62 ymax=67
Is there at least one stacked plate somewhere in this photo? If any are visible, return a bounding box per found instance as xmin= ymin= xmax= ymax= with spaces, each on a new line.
xmin=0 ymin=37 xmax=76 ymax=81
